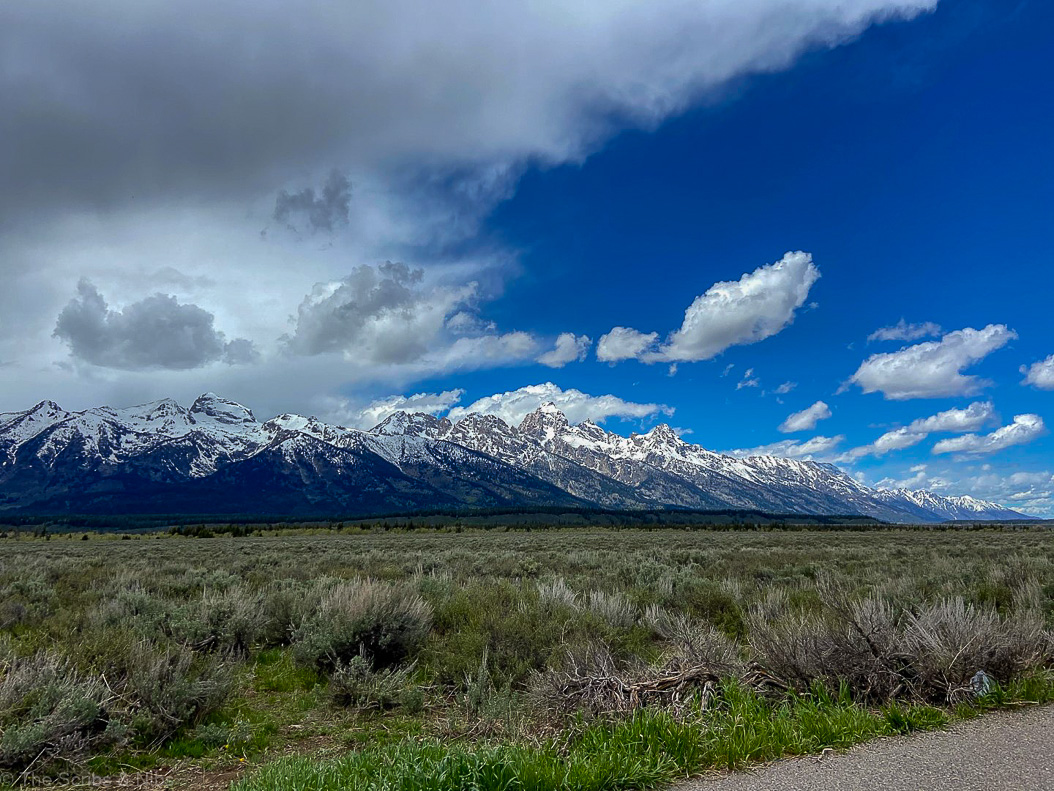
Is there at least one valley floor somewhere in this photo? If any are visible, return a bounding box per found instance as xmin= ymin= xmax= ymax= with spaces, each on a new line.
xmin=0 ymin=526 xmax=1051 ymax=790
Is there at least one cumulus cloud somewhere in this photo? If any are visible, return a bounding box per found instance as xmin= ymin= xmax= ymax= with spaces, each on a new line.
xmin=932 ymin=414 xmax=1046 ymax=456
xmin=1021 ymin=355 xmax=1054 ymax=389
xmin=596 ymin=327 xmax=659 ymax=363
xmin=778 ymin=401 xmax=831 ymax=433
xmin=874 ymin=464 xmax=940 ymax=491
xmin=846 ymin=324 xmax=1017 ymax=400
xmin=727 ymin=434 xmax=844 ymax=460
xmin=845 ymin=401 xmax=998 ymax=460
xmin=446 ymin=382 xmax=672 ymax=426
xmin=867 ymin=319 xmax=942 ymax=343
xmin=319 ymin=388 xmax=465 ymax=429
xmin=53 ymin=279 xmax=257 ymax=370
xmin=272 ymin=170 xmax=351 ymax=234
xmin=0 ymin=0 xmax=940 ymax=412
xmin=599 ymin=252 xmax=820 ymax=365
xmin=538 ymin=333 xmax=591 ymax=368
xmin=282 ymin=262 xmax=536 ymax=369
xmin=878 ymin=465 xmax=1053 ymax=517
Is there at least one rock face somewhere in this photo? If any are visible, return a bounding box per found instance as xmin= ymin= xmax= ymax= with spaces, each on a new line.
xmin=0 ymin=396 xmax=1030 ymax=521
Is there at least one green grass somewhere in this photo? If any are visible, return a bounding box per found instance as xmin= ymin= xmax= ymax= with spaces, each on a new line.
xmin=1 ymin=528 xmax=1051 ymax=785
xmin=232 ymin=681 xmax=960 ymax=791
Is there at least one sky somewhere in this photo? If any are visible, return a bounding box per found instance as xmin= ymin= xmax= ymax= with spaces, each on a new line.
xmin=1 ymin=0 xmax=1052 ymax=514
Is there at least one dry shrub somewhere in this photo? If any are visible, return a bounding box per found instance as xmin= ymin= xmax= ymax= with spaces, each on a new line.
xmin=586 ymin=590 xmax=637 ymax=630
xmin=0 ymin=652 xmax=115 ymax=772
xmin=901 ymin=599 xmax=1050 ymax=701
xmin=114 ymin=641 xmax=235 ymax=742
xmin=536 ymin=578 xmax=579 ymax=613
xmin=748 ymin=580 xmax=1054 ymax=703
xmin=329 ymin=653 xmax=417 ymax=710
xmin=292 ymin=579 xmax=432 ymax=671
xmin=529 ymin=642 xmax=720 ymax=720
xmin=644 ymin=605 xmax=740 ymax=674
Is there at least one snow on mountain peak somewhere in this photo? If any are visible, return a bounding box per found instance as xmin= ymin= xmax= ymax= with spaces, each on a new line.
xmin=190 ymin=393 xmax=257 ymax=425
xmin=519 ymin=403 xmax=570 ymax=441
xmin=0 ymin=393 xmax=1034 ymax=522
xmin=370 ymin=411 xmax=450 ymax=438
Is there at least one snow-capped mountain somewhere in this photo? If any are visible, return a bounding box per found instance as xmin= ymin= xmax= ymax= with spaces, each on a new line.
xmin=0 ymin=395 xmax=1031 ymax=522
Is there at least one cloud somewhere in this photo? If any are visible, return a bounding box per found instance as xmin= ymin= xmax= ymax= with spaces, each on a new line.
xmin=736 ymin=368 xmax=760 ymax=390
xmin=53 ymin=279 xmax=257 ymax=370
xmin=874 ymin=464 xmax=940 ymax=491
xmin=599 ymin=251 xmax=820 ymax=364
xmin=779 ymin=400 xmax=831 ymax=433
xmin=283 ymin=262 xmax=535 ymax=367
xmin=881 ymin=465 xmax=1054 ymax=517
xmin=0 ymin=2 xmax=938 ymax=221
xmin=727 ymin=434 xmax=844 ymax=460
xmin=272 ymin=170 xmax=352 ymax=234
xmin=538 ymin=333 xmax=591 ymax=368
xmin=867 ymin=319 xmax=942 ymax=342
xmin=596 ymin=327 xmax=660 ymax=363
xmin=773 ymin=381 xmax=797 ymax=395
xmin=1021 ymin=355 xmax=1054 ymax=390
xmin=932 ymin=414 xmax=1046 ymax=456
xmin=446 ymin=382 xmax=672 ymax=426
xmin=319 ymin=388 xmax=465 ymax=429
xmin=846 ymin=324 xmax=1017 ymax=400
xmin=845 ymin=401 xmax=998 ymax=459
xmin=0 ymin=1 xmax=940 ymax=415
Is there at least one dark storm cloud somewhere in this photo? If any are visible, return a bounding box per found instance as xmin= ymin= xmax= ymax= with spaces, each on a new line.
xmin=0 ymin=1 xmax=936 ymax=222
xmin=53 ymin=280 xmax=257 ymax=370
xmin=273 ymin=170 xmax=351 ymax=234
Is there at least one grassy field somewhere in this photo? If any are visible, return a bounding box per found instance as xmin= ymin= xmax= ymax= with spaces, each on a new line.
xmin=0 ymin=526 xmax=1052 ymax=789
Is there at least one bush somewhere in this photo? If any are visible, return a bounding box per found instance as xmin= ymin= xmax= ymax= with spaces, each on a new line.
xmin=104 ymin=640 xmax=235 ymax=743
xmin=329 ymin=653 xmax=417 ymax=710
xmin=292 ymin=579 xmax=432 ymax=671
xmin=748 ymin=585 xmax=1054 ymax=703
xmin=0 ymin=651 xmax=116 ymax=771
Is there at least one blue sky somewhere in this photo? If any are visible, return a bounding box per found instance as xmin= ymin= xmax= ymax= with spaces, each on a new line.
xmin=1 ymin=0 xmax=1051 ymax=513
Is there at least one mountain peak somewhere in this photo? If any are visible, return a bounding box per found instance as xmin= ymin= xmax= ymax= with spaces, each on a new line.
xmin=644 ymin=423 xmax=681 ymax=442
xmin=30 ymin=400 xmax=65 ymax=415
xmin=370 ymin=411 xmax=450 ymax=438
xmin=189 ymin=393 xmax=256 ymax=425
xmin=519 ymin=403 xmax=570 ymax=440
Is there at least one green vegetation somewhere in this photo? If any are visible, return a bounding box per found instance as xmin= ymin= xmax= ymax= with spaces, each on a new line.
xmin=0 ymin=527 xmax=1051 ymax=789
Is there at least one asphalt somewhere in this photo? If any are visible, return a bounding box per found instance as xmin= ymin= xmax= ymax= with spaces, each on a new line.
xmin=679 ymin=704 xmax=1054 ymax=791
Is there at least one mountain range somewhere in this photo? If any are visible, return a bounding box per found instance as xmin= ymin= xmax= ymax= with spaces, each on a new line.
xmin=0 ymin=393 xmax=1030 ymax=522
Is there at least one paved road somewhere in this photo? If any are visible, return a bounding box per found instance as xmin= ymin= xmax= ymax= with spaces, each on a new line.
xmin=680 ymin=704 xmax=1054 ymax=791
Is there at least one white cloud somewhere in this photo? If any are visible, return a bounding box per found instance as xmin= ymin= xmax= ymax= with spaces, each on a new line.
xmin=600 ymin=251 xmax=820 ymax=364
xmin=874 ymin=464 xmax=946 ymax=491
xmin=736 ymin=368 xmax=760 ymax=390
xmin=596 ymin=327 xmax=659 ymax=363
xmin=773 ymin=381 xmax=797 ymax=395
xmin=318 ymin=389 xmax=465 ymax=429
xmin=0 ymin=1 xmax=940 ymax=412
xmin=845 ymin=401 xmax=998 ymax=460
xmin=932 ymin=414 xmax=1046 ymax=456
xmin=446 ymin=382 xmax=672 ymax=427
xmin=538 ymin=333 xmax=591 ymax=368
xmin=846 ymin=324 xmax=1017 ymax=400
xmin=867 ymin=319 xmax=942 ymax=343
xmin=727 ymin=434 xmax=844 ymax=460
xmin=778 ymin=400 xmax=831 ymax=433
xmin=1021 ymin=355 xmax=1054 ymax=390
